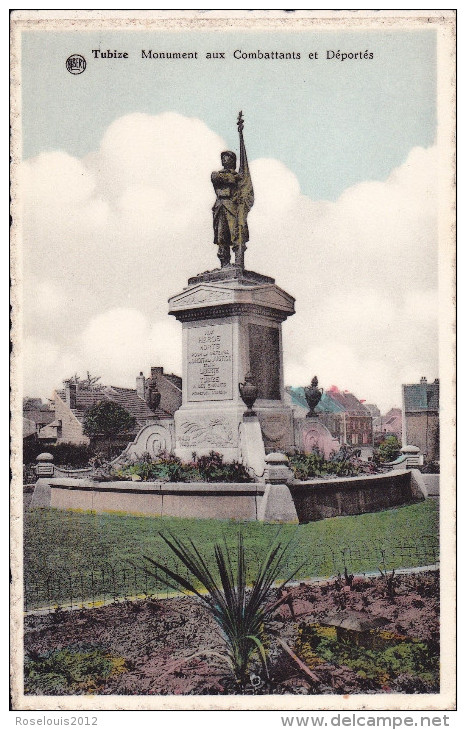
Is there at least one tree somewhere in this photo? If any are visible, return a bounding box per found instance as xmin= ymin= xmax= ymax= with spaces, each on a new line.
xmin=68 ymin=371 xmax=103 ymax=390
xmin=375 ymin=435 xmax=401 ymax=463
xmin=83 ymin=400 xmax=136 ymax=457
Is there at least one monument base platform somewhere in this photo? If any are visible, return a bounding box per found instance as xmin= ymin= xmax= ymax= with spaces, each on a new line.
xmin=188 ymin=265 xmax=275 ymax=287
xmin=31 ymin=469 xmax=425 ymax=523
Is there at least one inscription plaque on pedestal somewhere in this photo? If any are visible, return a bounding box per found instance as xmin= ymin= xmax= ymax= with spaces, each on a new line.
xmin=187 ymin=323 xmax=233 ymax=401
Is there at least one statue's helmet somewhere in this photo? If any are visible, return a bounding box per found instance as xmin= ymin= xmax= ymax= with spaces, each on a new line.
xmin=221 ymin=150 xmax=237 ymax=167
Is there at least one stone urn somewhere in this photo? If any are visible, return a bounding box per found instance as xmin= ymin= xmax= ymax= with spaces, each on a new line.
xmin=304 ymin=375 xmax=323 ymax=417
xmin=148 ymin=384 xmax=161 ymax=411
xmin=239 ymin=372 xmax=258 ymax=416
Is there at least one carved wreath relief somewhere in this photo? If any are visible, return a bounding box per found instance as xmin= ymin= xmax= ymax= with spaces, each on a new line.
xmin=178 ymin=417 xmax=236 ymax=448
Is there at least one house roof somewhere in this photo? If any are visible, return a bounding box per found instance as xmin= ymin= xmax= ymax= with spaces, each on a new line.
xmin=108 ymin=386 xmax=172 ymax=421
xmin=162 ymin=373 xmax=182 ymax=390
xmin=287 ymin=387 xmax=370 ymax=415
xmin=56 ymin=386 xmax=172 ymax=424
xmin=23 ymin=398 xmax=51 ymax=411
xmin=363 ymin=403 xmax=381 ymax=418
xmin=403 ymin=381 xmax=439 ymax=412
xmin=328 ymin=390 xmax=371 ymax=415
xmin=22 ymin=408 xmax=55 ymax=426
xmin=287 ymin=387 xmax=344 ymax=414
xmin=23 ymin=418 xmax=37 ymax=439
xmin=384 ymin=407 xmax=401 ymax=419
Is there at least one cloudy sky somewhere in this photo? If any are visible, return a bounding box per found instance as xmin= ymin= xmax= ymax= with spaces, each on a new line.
xmin=20 ymin=26 xmax=439 ymax=412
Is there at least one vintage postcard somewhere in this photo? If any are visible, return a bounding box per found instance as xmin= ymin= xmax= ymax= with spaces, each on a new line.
xmin=10 ymin=9 xmax=456 ymax=712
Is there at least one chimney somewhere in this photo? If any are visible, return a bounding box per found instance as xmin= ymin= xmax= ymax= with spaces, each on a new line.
xmin=420 ymin=376 xmax=427 ymax=384
xmin=151 ymin=366 xmax=164 ymax=380
xmin=63 ymin=379 xmax=77 ymax=409
xmin=136 ymin=372 xmax=146 ymax=400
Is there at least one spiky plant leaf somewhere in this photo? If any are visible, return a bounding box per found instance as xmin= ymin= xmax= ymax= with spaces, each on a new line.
xmin=143 ymin=530 xmax=300 ymax=687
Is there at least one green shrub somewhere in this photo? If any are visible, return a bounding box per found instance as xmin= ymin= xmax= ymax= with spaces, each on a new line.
xmin=194 ymin=452 xmax=252 ymax=482
xmin=289 ymin=452 xmax=361 ymax=480
xmin=374 ymin=436 xmax=401 ymax=464
xmin=23 ymin=441 xmax=96 ymax=468
xmin=143 ymin=532 xmax=301 ymax=689
xmin=24 ymin=646 xmax=126 ymax=694
xmin=295 ymin=623 xmax=438 ymax=690
xmin=114 ymin=451 xmax=252 ymax=483
xmin=115 ymin=453 xmax=186 ymax=482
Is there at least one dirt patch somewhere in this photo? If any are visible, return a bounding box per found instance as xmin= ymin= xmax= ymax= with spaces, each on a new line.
xmin=24 ymin=570 xmax=439 ymax=696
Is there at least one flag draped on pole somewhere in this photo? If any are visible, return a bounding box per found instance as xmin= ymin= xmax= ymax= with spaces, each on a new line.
xmin=236 ymin=111 xmax=254 ymax=248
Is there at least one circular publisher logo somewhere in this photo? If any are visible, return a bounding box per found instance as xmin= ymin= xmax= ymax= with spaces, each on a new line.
xmin=66 ymin=54 xmax=86 ymax=75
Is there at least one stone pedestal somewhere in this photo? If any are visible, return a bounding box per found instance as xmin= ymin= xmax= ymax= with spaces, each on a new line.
xmin=238 ymin=416 xmax=266 ymax=479
xmin=168 ymin=266 xmax=295 ymax=462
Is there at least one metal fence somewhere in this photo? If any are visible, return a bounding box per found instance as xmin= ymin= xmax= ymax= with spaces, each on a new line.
xmin=24 ymin=536 xmax=439 ymax=613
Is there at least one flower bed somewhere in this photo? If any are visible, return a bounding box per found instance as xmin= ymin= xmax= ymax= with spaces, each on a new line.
xmin=112 ymin=451 xmax=253 ymax=483
xmin=24 ymin=570 xmax=439 ymax=696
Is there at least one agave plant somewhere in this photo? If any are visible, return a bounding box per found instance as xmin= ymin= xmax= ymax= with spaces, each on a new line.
xmin=143 ymin=532 xmax=302 ymax=689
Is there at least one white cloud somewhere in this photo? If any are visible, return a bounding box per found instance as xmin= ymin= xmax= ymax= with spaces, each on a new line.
xmin=20 ymin=114 xmax=438 ymax=411
xmin=21 ymin=151 xmax=96 ymax=207
xmin=23 ymin=309 xmax=183 ymax=400
xmin=285 ymin=342 xmax=396 ymax=410
xmin=78 ymin=308 xmax=182 ymax=386
xmin=23 ymin=336 xmax=86 ymax=400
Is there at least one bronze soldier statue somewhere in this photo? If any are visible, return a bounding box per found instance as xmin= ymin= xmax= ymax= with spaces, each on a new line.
xmin=211 ymin=112 xmax=254 ymax=269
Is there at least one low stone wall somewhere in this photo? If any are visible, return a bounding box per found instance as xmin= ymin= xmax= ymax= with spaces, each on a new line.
xmin=288 ymin=469 xmax=426 ymax=523
xmin=31 ymin=469 xmax=426 ymax=523
xmin=31 ymin=478 xmax=265 ymax=521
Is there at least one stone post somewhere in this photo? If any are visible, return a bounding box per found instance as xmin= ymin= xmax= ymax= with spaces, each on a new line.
xmin=264 ymin=452 xmax=294 ymax=485
xmin=35 ymin=452 xmax=55 ymax=478
xmin=400 ymin=444 xmax=424 ymax=468
xmin=258 ymin=452 xmax=298 ymax=522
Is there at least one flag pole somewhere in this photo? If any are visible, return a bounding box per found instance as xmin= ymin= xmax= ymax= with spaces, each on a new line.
xmin=235 ymin=110 xmax=254 ymax=270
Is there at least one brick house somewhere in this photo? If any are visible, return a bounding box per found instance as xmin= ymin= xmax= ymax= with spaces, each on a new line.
xmin=402 ymin=377 xmax=439 ymax=461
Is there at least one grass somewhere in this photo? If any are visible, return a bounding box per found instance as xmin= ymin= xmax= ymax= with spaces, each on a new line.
xmin=24 ymin=501 xmax=438 ymax=610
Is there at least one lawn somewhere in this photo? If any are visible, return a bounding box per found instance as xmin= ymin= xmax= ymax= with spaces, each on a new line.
xmin=24 ymin=501 xmax=438 ymax=610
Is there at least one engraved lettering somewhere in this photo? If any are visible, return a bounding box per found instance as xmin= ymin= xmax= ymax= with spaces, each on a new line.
xmin=187 ymin=324 xmax=233 ymax=401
